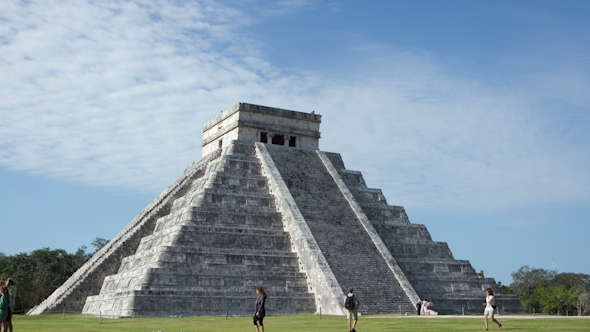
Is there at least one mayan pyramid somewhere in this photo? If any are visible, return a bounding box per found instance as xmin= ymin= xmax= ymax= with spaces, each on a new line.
xmin=29 ymin=103 xmax=523 ymax=317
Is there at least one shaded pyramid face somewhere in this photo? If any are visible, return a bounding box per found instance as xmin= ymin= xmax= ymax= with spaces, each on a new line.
xmin=29 ymin=103 xmax=523 ymax=317
xmin=319 ymin=153 xmax=523 ymax=314
xmin=261 ymin=144 xmax=419 ymax=314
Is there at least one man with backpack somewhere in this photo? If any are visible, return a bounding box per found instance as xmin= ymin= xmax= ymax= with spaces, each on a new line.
xmin=343 ymin=288 xmax=360 ymax=332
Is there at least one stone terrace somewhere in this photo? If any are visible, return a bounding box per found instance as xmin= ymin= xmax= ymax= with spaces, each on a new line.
xmin=83 ymin=142 xmax=315 ymax=317
xmin=325 ymin=152 xmax=523 ymax=314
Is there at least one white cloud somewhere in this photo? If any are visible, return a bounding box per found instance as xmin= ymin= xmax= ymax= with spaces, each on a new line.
xmin=1 ymin=0 xmax=589 ymax=215
xmin=305 ymin=49 xmax=590 ymax=211
xmin=0 ymin=0 xmax=286 ymax=192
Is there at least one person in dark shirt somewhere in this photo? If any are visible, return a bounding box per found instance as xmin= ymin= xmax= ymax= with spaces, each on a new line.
xmin=5 ymin=279 xmax=15 ymax=332
xmin=253 ymin=286 xmax=267 ymax=332
xmin=0 ymin=285 xmax=9 ymax=332
xmin=343 ymin=288 xmax=360 ymax=332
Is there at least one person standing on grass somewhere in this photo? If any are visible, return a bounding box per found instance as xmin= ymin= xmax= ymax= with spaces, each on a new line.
xmin=343 ymin=288 xmax=360 ymax=332
xmin=416 ymin=300 xmax=421 ymax=316
xmin=253 ymin=286 xmax=267 ymax=332
xmin=422 ymin=299 xmax=429 ymax=316
xmin=5 ymin=279 xmax=15 ymax=332
xmin=483 ymin=288 xmax=502 ymax=330
xmin=0 ymin=285 xmax=9 ymax=332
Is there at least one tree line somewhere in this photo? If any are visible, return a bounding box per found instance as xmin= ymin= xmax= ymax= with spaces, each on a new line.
xmin=498 ymin=265 xmax=590 ymax=315
xmin=0 ymin=238 xmax=108 ymax=313
xmin=1 ymin=241 xmax=589 ymax=315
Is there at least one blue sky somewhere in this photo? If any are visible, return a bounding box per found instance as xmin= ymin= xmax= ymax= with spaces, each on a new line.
xmin=1 ymin=0 xmax=589 ymax=285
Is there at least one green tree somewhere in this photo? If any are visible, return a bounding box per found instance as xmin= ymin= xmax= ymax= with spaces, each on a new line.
xmin=0 ymin=237 xmax=112 ymax=312
xmin=510 ymin=265 xmax=556 ymax=312
xmin=537 ymin=285 xmax=582 ymax=315
xmin=577 ymin=291 xmax=590 ymax=316
xmin=549 ymin=272 xmax=590 ymax=315
xmin=0 ymin=247 xmax=88 ymax=312
xmin=0 ymin=253 xmax=8 ymax=276
xmin=550 ymin=273 xmax=590 ymax=289
xmin=90 ymin=237 xmax=109 ymax=255
xmin=509 ymin=266 xmax=590 ymax=315
xmin=511 ymin=265 xmax=556 ymax=298
xmin=497 ymin=281 xmax=513 ymax=295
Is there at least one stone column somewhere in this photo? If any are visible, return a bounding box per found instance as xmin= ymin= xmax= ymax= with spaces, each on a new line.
xmin=284 ymin=135 xmax=291 ymax=146
xmin=267 ymin=132 xmax=275 ymax=144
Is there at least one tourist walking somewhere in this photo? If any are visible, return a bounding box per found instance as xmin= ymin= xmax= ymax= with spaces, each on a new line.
xmin=0 ymin=285 xmax=9 ymax=332
xmin=483 ymin=288 xmax=502 ymax=330
xmin=253 ymin=286 xmax=267 ymax=332
xmin=343 ymin=288 xmax=360 ymax=332
xmin=5 ymin=279 xmax=15 ymax=332
xmin=416 ymin=300 xmax=421 ymax=316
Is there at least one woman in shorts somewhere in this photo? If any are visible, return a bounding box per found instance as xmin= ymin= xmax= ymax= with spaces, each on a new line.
xmin=253 ymin=286 xmax=267 ymax=332
xmin=483 ymin=288 xmax=502 ymax=330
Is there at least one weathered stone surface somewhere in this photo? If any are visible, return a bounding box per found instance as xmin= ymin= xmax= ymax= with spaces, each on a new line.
xmin=27 ymin=150 xmax=222 ymax=315
xmin=82 ymin=141 xmax=316 ymax=317
xmin=329 ymin=154 xmax=523 ymax=314
xmin=264 ymin=144 xmax=417 ymax=314
xmin=202 ymin=103 xmax=322 ymax=155
xmin=30 ymin=102 xmax=523 ymax=317
xmin=256 ymin=142 xmax=345 ymax=315
xmin=317 ymin=151 xmax=420 ymax=307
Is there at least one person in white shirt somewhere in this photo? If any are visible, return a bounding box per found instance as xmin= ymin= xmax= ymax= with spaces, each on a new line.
xmin=421 ymin=299 xmax=429 ymax=316
xmin=483 ymin=288 xmax=502 ymax=330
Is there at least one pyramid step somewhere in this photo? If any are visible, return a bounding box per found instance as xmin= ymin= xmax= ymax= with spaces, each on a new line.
xmin=189 ymin=214 xmax=283 ymax=229
xmin=106 ymin=264 xmax=305 ymax=285
xmin=118 ymin=245 xmax=300 ymax=268
xmin=202 ymin=188 xmax=275 ymax=200
xmin=101 ymin=277 xmax=310 ymax=293
xmin=85 ymin=290 xmax=316 ymax=317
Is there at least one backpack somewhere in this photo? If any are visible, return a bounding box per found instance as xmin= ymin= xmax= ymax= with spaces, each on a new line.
xmin=345 ymin=295 xmax=356 ymax=310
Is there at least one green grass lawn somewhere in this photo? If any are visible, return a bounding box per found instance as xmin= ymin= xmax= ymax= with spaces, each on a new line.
xmin=12 ymin=314 xmax=590 ymax=332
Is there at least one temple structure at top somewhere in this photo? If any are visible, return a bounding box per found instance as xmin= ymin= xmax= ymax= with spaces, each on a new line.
xmin=201 ymin=102 xmax=322 ymax=155
xmin=29 ymin=102 xmax=523 ymax=317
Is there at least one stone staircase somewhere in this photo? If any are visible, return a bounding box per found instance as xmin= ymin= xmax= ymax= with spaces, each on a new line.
xmin=266 ymin=145 xmax=416 ymax=315
xmin=325 ymin=152 xmax=523 ymax=314
xmin=82 ymin=141 xmax=316 ymax=317
xmin=27 ymin=150 xmax=221 ymax=315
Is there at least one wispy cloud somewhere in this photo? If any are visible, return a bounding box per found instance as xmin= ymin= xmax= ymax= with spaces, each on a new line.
xmin=0 ymin=0 xmax=290 ymax=192
xmin=289 ymin=47 xmax=589 ymax=211
xmin=1 ymin=0 xmax=588 ymax=215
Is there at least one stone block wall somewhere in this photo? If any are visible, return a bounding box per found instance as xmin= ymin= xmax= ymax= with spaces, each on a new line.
xmin=32 ymin=138 xmax=523 ymax=317
xmin=82 ymin=141 xmax=316 ymax=317
xmin=28 ymin=151 xmax=221 ymax=315
xmin=266 ymin=145 xmax=416 ymax=314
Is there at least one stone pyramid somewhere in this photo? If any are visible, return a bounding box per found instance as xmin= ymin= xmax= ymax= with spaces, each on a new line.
xmin=29 ymin=103 xmax=522 ymax=317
